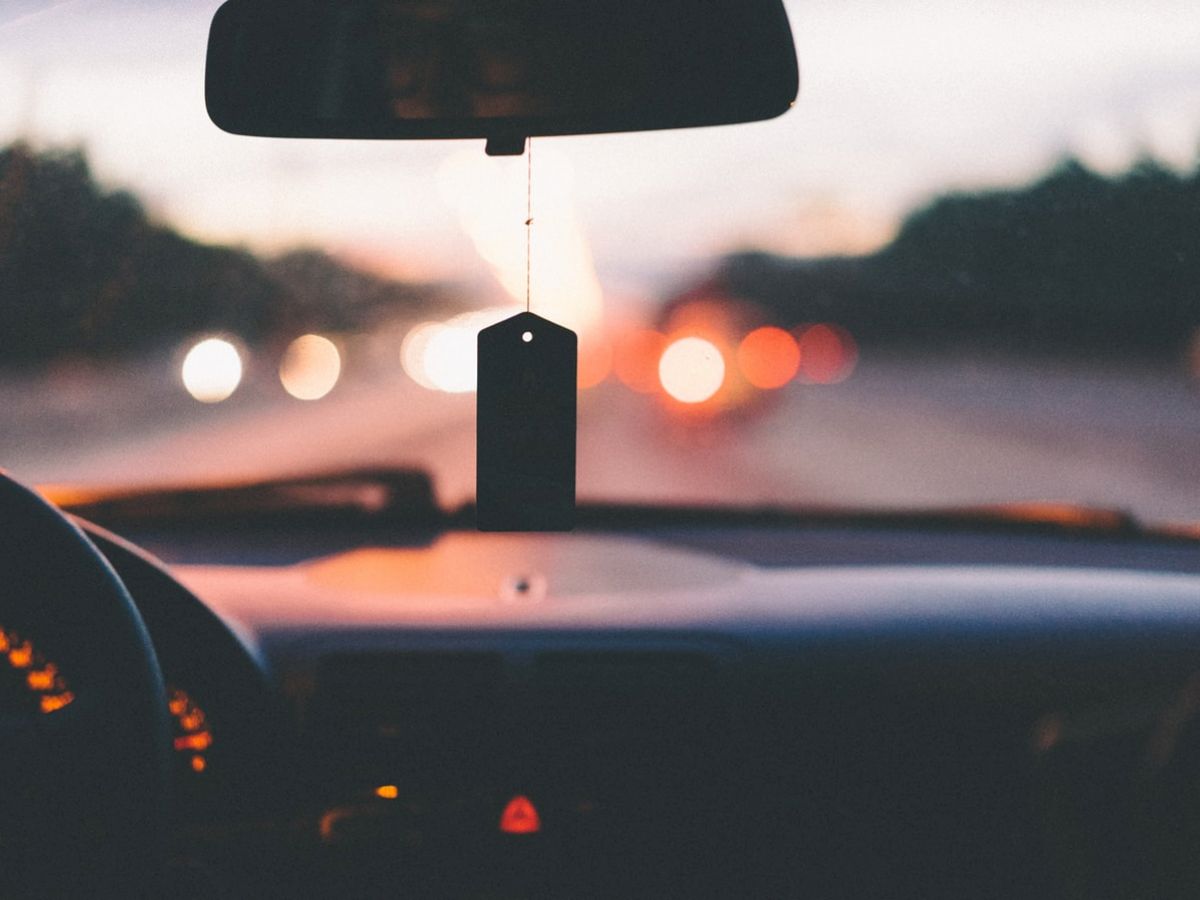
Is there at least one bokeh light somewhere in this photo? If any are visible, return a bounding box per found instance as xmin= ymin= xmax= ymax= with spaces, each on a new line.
xmin=400 ymin=308 xmax=516 ymax=393
xmin=664 ymin=296 xmax=758 ymax=340
xmin=614 ymin=329 xmax=667 ymax=393
xmin=279 ymin=334 xmax=341 ymax=400
xmin=578 ymin=335 xmax=613 ymax=389
xmin=422 ymin=322 xmax=477 ymax=393
xmin=400 ymin=321 xmax=442 ymax=390
xmin=181 ymin=337 xmax=243 ymax=403
xmin=796 ymin=323 xmax=858 ymax=384
xmin=738 ymin=326 xmax=801 ymax=389
xmin=658 ymin=337 xmax=726 ymax=404
xmin=656 ymin=296 xmax=762 ymax=413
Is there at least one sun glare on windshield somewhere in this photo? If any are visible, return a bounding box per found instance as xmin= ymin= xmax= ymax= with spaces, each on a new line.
xmin=437 ymin=148 xmax=603 ymax=336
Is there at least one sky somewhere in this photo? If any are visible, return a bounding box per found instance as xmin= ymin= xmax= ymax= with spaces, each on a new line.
xmin=1 ymin=0 xmax=1198 ymax=300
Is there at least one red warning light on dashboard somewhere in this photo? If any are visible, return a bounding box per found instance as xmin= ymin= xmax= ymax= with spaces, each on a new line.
xmin=499 ymin=794 xmax=541 ymax=834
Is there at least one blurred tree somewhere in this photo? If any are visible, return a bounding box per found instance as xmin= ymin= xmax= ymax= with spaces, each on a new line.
xmin=0 ymin=143 xmax=443 ymax=367
xmin=712 ymin=154 xmax=1200 ymax=358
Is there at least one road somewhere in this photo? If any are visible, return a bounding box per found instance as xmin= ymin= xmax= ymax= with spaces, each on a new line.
xmin=3 ymin=352 xmax=1199 ymax=524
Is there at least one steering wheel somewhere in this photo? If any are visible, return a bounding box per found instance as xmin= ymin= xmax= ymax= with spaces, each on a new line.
xmin=0 ymin=472 xmax=170 ymax=892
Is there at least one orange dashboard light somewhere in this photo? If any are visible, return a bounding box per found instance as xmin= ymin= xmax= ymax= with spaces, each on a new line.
xmin=374 ymin=784 xmax=399 ymax=800
xmin=173 ymin=731 xmax=213 ymax=752
xmin=499 ymin=794 xmax=541 ymax=834
xmin=180 ymin=710 xmax=206 ymax=731
xmin=8 ymin=642 xmax=34 ymax=669
xmin=39 ymin=691 xmax=74 ymax=714
xmin=190 ymin=755 xmax=208 ymax=773
xmin=26 ymin=664 xmax=57 ymax=691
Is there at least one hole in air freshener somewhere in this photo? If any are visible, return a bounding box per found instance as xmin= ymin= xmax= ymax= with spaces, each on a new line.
xmin=476 ymin=139 xmax=577 ymax=532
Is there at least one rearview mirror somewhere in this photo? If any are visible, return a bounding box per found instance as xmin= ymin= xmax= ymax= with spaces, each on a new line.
xmin=205 ymin=0 xmax=799 ymax=154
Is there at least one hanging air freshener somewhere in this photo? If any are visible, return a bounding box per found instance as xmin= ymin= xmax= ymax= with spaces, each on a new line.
xmin=477 ymin=311 xmax=576 ymax=531
xmin=476 ymin=141 xmax=578 ymax=531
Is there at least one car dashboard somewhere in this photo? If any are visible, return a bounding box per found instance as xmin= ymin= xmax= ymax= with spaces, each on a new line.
xmin=79 ymin=517 xmax=1200 ymax=898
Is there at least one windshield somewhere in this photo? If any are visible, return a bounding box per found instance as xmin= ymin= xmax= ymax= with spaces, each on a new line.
xmin=2 ymin=0 xmax=1199 ymax=523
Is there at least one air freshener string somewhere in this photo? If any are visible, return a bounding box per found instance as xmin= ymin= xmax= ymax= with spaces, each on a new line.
xmin=525 ymin=138 xmax=533 ymax=313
